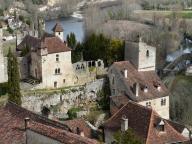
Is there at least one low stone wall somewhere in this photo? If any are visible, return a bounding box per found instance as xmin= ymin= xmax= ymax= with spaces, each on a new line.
xmin=22 ymin=78 xmax=105 ymax=114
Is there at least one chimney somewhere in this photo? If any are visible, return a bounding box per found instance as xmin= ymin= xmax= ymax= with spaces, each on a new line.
xmin=121 ymin=115 xmax=128 ymax=132
xmin=124 ymin=69 xmax=128 ymax=78
xmin=133 ymin=83 xmax=139 ymax=97
xmin=157 ymin=85 xmax=161 ymax=91
xmin=80 ymin=131 xmax=85 ymax=137
xmin=24 ymin=117 xmax=30 ymax=130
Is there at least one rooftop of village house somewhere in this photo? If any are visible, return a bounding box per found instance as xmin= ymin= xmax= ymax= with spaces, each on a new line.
xmin=0 ymin=102 xmax=97 ymax=144
xmin=104 ymin=101 xmax=190 ymax=144
xmin=111 ymin=61 xmax=169 ymax=101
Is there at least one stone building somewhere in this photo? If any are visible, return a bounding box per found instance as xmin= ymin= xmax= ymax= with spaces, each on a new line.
xmin=104 ymin=101 xmax=190 ymax=144
xmin=17 ymin=23 xmax=75 ymax=88
xmin=0 ymin=26 xmax=8 ymax=83
xmin=108 ymin=38 xmax=170 ymax=119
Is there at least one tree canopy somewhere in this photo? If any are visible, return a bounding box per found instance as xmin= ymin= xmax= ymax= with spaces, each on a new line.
xmin=7 ymin=49 xmax=22 ymax=105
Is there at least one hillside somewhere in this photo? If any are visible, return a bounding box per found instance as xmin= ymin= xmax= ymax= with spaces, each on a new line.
xmin=169 ymin=74 xmax=192 ymax=126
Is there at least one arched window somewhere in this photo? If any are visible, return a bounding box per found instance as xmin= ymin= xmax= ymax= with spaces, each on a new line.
xmin=55 ymin=69 xmax=58 ymax=74
xmin=58 ymin=68 xmax=60 ymax=74
xmin=146 ymin=50 xmax=149 ymax=57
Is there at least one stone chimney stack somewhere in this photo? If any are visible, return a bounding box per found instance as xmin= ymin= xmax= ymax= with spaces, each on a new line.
xmin=124 ymin=69 xmax=128 ymax=78
xmin=133 ymin=83 xmax=139 ymax=97
xmin=24 ymin=117 xmax=30 ymax=130
xmin=121 ymin=115 xmax=128 ymax=132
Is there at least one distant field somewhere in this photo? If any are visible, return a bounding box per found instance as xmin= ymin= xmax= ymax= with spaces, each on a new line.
xmin=134 ymin=10 xmax=192 ymax=19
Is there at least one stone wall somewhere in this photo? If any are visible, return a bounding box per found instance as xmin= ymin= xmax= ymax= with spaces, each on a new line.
xmin=22 ymin=78 xmax=105 ymax=114
xmin=125 ymin=40 xmax=156 ymax=71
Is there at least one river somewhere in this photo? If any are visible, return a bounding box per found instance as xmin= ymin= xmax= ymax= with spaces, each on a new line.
xmin=45 ymin=17 xmax=85 ymax=42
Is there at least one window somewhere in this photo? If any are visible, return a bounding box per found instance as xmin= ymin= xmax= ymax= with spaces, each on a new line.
xmin=59 ymin=32 xmax=60 ymax=35
xmin=161 ymin=98 xmax=166 ymax=106
xmin=146 ymin=101 xmax=151 ymax=107
xmin=81 ymin=64 xmax=85 ymax=69
xmin=63 ymin=79 xmax=66 ymax=83
xmin=158 ymin=124 xmax=165 ymax=132
xmin=54 ymin=82 xmax=57 ymax=88
xmin=56 ymin=54 xmax=59 ymax=62
xmin=146 ymin=50 xmax=149 ymax=57
xmin=55 ymin=68 xmax=61 ymax=75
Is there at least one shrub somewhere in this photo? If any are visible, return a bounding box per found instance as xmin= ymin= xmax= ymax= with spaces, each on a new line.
xmin=67 ymin=107 xmax=81 ymax=119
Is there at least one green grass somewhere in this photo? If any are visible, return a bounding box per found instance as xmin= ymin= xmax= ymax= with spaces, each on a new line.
xmin=2 ymin=41 xmax=16 ymax=56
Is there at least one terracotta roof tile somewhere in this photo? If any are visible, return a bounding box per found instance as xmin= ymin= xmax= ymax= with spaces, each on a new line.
xmin=112 ymin=61 xmax=169 ymax=101
xmin=104 ymin=101 xmax=189 ymax=144
xmin=64 ymin=118 xmax=93 ymax=138
xmin=52 ymin=22 xmax=64 ymax=32
xmin=17 ymin=35 xmax=71 ymax=54
xmin=28 ymin=121 xmax=97 ymax=144
xmin=0 ymin=102 xmax=97 ymax=144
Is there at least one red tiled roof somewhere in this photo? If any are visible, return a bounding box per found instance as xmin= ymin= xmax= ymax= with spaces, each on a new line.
xmin=17 ymin=35 xmax=71 ymax=54
xmin=42 ymin=36 xmax=71 ymax=54
xmin=64 ymin=118 xmax=93 ymax=138
xmin=112 ymin=61 xmax=169 ymax=101
xmin=52 ymin=22 xmax=64 ymax=32
xmin=0 ymin=102 xmax=96 ymax=144
xmin=27 ymin=121 xmax=97 ymax=144
xmin=104 ymin=101 xmax=189 ymax=144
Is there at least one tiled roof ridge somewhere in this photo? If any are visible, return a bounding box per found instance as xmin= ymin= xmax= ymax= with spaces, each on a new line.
xmin=5 ymin=101 xmax=70 ymax=131
xmin=105 ymin=100 xmax=152 ymax=125
xmin=165 ymin=120 xmax=189 ymax=141
xmin=27 ymin=120 xmax=97 ymax=144
xmin=146 ymin=109 xmax=155 ymax=144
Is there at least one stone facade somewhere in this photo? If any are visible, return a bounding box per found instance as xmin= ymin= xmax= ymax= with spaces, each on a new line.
xmin=125 ymin=38 xmax=156 ymax=71
xmin=0 ymin=28 xmax=8 ymax=83
xmin=138 ymin=96 xmax=169 ymax=119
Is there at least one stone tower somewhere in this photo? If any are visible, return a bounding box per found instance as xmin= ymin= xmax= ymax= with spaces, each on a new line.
xmin=52 ymin=22 xmax=64 ymax=41
xmin=124 ymin=37 xmax=156 ymax=71
xmin=0 ymin=27 xmax=8 ymax=83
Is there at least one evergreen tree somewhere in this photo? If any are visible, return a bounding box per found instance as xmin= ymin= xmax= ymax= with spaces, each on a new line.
xmin=66 ymin=32 xmax=77 ymax=49
xmin=7 ymin=49 xmax=22 ymax=105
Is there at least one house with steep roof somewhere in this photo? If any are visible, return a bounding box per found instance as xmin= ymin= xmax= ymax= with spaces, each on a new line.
xmin=104 ymin=101 xmax=190 ymax=144
xmin=108 ymin=38 xmax=170 ymax=119
xmin=0 ymin=102 xmax=97 ymax=144
xmin=17 ymin=23 xmax=75 ymax=88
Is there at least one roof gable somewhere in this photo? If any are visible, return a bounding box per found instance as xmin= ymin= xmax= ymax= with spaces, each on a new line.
xmin=52 ymin=22 xmax=64 ymax=32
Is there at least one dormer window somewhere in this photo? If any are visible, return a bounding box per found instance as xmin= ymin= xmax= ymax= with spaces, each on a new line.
xmin=157 ymin=120 xmax=165 ymax=132
xmin=56 ymin=54 xmax=59 ymax=62
xmin=146 ymin=50 xmax=149 ymax=57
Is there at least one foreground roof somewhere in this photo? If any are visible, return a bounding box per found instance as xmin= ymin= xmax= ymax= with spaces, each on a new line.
xmin=0 ymin=102 xmax=96 ymax=144
xmin=17 ymin=34 xmax=71 ymax=54
xmin=111 ymin=61 xmax=169 ymax=101
xmin=28 ymin=121 xmax=97 ymax=144
xmin=104 ymin=101 xmax=189 ymax=144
